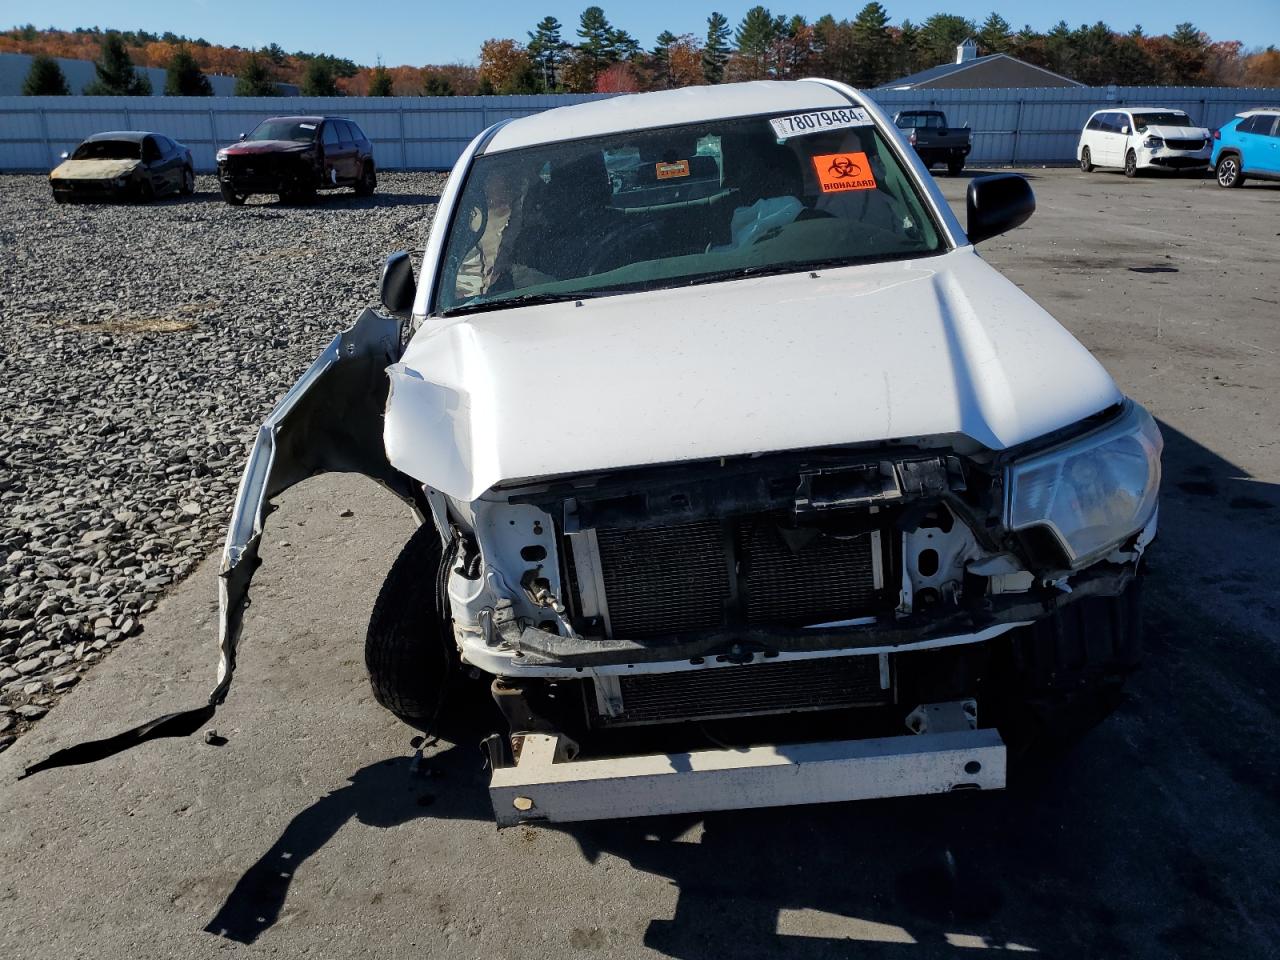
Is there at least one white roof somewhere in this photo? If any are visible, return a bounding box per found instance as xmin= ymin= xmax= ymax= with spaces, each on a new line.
xmin=1112 ymin=106 xmax=1189 ymax=112
xmin=483 ymin=80 xmax=858 ymax=153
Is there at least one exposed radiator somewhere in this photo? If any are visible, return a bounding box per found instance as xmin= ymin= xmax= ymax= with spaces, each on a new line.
xmin=591 ymin=656 xmax=889 ymax=726
xmin=578 ymin=514 xmax=884 ymax=639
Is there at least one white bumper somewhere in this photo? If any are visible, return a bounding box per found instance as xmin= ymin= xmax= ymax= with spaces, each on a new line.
xmin=490 ymin=727 xmax=1006 ymax=826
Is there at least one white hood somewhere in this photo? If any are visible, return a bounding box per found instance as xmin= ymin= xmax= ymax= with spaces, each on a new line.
xmin=1143 ymin=124 xmax=1210 ymax=141
xmin=385 ymin=248 xmax=1120 ymax=501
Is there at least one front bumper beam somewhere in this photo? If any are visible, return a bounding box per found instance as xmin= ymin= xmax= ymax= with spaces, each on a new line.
xmin=490 ymin=728 xmax=1006 ymax=826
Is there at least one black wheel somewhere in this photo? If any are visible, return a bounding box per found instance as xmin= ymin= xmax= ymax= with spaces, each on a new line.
xmin=52 ymin=192 xmax=67 ymax=204
xmin=365 ymin=524 xmax=456 ymax=729
xmin=181 ymin=166 xmax=195 ymax=195
xmin=946 ymin=157 xmax=964 ymax=176
xmin=354 ymin=161 xmax=376 ymax=197
xmin=993 ymin=578 xmax=1144 ymax=756
xmin=220 ymin=182 xmax=246 ymax=205
xmin=1216 ymin=154 xmax=1244 ymax=188
xmin=1079 ymin=146 xmax=1094 ymax=173
xmin=135 ymin=179 xmax=155 ymax=202
xmin=1123 ymin=149 xmax=1139 ymax=178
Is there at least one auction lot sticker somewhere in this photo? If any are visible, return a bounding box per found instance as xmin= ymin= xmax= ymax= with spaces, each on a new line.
xmin=656 ymin=159 xmax=690 ymax=179
xmin=812 ymin=152 xmax=877 ymax=192
xmin=769 ymin=108 xmax=872 ymax=139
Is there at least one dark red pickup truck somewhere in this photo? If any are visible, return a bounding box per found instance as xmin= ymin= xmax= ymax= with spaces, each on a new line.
xmin=216 ymin=115 xmax=376 ymax=205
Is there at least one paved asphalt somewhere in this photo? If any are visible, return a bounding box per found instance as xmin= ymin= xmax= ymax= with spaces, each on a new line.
xmin=2 ymin=168 xmax=1279 ymax=959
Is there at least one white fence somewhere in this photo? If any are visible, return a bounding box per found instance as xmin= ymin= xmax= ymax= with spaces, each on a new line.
xmin=0 ymin=94 xmax=607 ymax=172
xmin=2 ymin=86 xmax=1279 ymax=173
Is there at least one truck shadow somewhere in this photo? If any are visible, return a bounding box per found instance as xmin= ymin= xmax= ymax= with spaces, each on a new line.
xmin=206 ymin=421 xmax=1280 ymax=955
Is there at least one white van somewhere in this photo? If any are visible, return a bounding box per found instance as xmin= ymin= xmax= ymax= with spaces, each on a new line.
xmin=1078 ymin=107 xmax=1212 ymax=177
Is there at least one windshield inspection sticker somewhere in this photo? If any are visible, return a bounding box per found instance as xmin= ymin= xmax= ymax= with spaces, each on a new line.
xmin=656 ymin=159 xmax=690 ymax=179
xmin=769 ymin=108 xmax=872 ymax=139
xmin=298 ymin=123 xmax=316 ymax=130
xmin=812 ymin=152 xmax=877 ymax=193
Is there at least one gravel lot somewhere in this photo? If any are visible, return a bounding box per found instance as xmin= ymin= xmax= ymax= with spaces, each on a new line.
xmin=0 ymin=173 xmax=445 ymax=746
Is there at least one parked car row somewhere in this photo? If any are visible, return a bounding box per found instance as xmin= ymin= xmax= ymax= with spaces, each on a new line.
xmin=47 ymin=115 xmax=377 ymax=205
xmin=1077 ymin=105 xmax=1280 ymax=186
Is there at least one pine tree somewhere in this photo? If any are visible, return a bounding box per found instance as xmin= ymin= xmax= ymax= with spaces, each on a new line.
xmin=849 ymin=3 xmax=892 ymax=88
xmin=527 ymin=15 xmax=564 ymax=91
xmin=608 ymin=28 xmax=640 ymax=61
xmin=734 ymin=6 xmax=784 ymax=79
xmin=234 ymin=51 xmax=278 ymax=96
xmin=301 ymin=58 xmax=340 ymax=96
xmin=702 ymin=12 xmax=731 ymax=83
xmin=368 ymin=64 xmax=393 ymax=96
xmin=22 ymin=54 xmax=70 ymax=95
xmin=422 ymin=72 xmax=455 ymax=96
xmin=164 ymin=47 xmax=212 ymax=96
xmin=917 ymin=13 xmax=977 ymax=66
xmin=83 ymin=32 xmax=152 ymax=96
xmin=577 ymin=6 xmax=615 ymax=68
xmin=977 ymin=13 xmax=1013 ymax=55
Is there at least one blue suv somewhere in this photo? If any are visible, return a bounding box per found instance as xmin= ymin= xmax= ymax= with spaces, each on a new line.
xmin=1212 ymin=108 xmax=1280 ymax=188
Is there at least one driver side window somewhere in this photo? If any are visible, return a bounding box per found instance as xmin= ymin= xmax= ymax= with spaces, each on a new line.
xmin=142 ymin=137 xmax=161 ymax=163
xmin=322 ymin=122 xmax=340 ymax=146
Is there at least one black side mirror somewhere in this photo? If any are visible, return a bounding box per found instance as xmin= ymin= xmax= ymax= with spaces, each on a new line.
xmin=966 ymin=174 xmax=1035 ymax=245
xmin=380 ymin=251 xmax=416 ymax=316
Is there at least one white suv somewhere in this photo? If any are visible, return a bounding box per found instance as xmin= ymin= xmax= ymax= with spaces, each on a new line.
xmin=1078 ymin=107 xmax=1212 ymax=177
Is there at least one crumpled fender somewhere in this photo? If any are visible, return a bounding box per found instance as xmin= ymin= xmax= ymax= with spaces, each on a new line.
xmin=20 ymin=308 xmax=418 ymax=778
xmin=213 ymin=307 xmax=418 ymax=703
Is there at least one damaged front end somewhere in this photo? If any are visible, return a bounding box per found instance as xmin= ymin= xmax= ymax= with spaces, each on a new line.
xmin=423 ymin=405 xmax=1158 ymax=824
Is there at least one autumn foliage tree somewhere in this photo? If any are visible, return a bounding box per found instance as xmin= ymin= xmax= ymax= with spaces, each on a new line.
xmin=478 ymin=39 xmax=537 ymax=94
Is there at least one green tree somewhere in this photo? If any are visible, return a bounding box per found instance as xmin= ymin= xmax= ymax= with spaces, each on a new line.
xmin=917 ymin=13 xmax=976 ymax=66
xmin=895 ymin=19 xmax=921 ymax=75
xmin=234 ymin=51 xmax=278 ymax=96
xmin=164 ymin=47 xmax=212 ymax=96
xmin=849 ymin=3 xmax=892 ymax=87
xmin=367 ymin=63 xmax=393 ymax=96
xmin=735 ymin=6 xmax=783 ymax=60
xmin=301 ymin=58 xmax=340 ymax=96
xmin=22 ymin=54 xmax=70 ymax=95
xmin=702 ymin=11 xmax=731 ymax=83
xmin=423 ymin=71 xmax=455 ymax=96
xmin=577 ymin=6 xmax=616 ymax=68
xmin=527 ymin=15 xmax=565 ymax=90
xmin=83 ymin=32 xmax=152 ymax=96
xmin=976 ymin=13 xmax=1012 ymax=55
xmin=609 ymin=28 xmax=640 ymax=60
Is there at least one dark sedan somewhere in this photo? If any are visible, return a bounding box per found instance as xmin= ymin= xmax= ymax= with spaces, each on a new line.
xmin=49 ymin=131 xmax=195 ymax=203
xmin=216 ymin=116 xmax=377 ymax=205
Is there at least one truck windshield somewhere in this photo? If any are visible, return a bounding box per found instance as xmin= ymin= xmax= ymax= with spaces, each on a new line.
xmin=246 ymin=119 xmax=318 ymax=143
xmin=436 ymin=111 xmax=945 ymax=315
xmin=72 ymin=140 xmax=141 ymax=161
xmin=1132 ymin=112 xmax=1193 ymax=131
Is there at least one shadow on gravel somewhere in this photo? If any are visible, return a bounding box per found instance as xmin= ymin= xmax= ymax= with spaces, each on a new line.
xmin=206 ymin=422 xmax=1280 ymax=956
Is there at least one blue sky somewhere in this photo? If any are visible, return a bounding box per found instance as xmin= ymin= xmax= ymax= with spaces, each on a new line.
xmin=6 ymin=1 xmax=1275 ymax=66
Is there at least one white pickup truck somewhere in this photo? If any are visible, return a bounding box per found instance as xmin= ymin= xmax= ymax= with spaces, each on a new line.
xmin=215 ymin=80 xmax=1160 ymax=826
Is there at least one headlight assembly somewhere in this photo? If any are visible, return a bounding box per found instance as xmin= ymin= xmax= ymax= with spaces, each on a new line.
xmin=1005 ymin=403 xmax=1162 ymax=568
xmin=1143 ymin=136 xmax=1164 ymax=149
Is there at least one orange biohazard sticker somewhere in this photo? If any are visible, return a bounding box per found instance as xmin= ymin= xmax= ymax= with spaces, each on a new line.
xmin=812 ymin=152 xmax=877 ymax=193
xmin=655 ymin=159 xmax=690 ymax=180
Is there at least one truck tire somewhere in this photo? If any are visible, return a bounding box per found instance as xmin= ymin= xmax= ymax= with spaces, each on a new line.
xmin=354 ymin=161 xmax=377 ymax=197
xmin=365 ymin=524 xmax=455 ymax=729
xmin=996 ymin=578 xmax=1144 ymax=753
xmin=947 ymin=156 xmax=965 ymax=176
